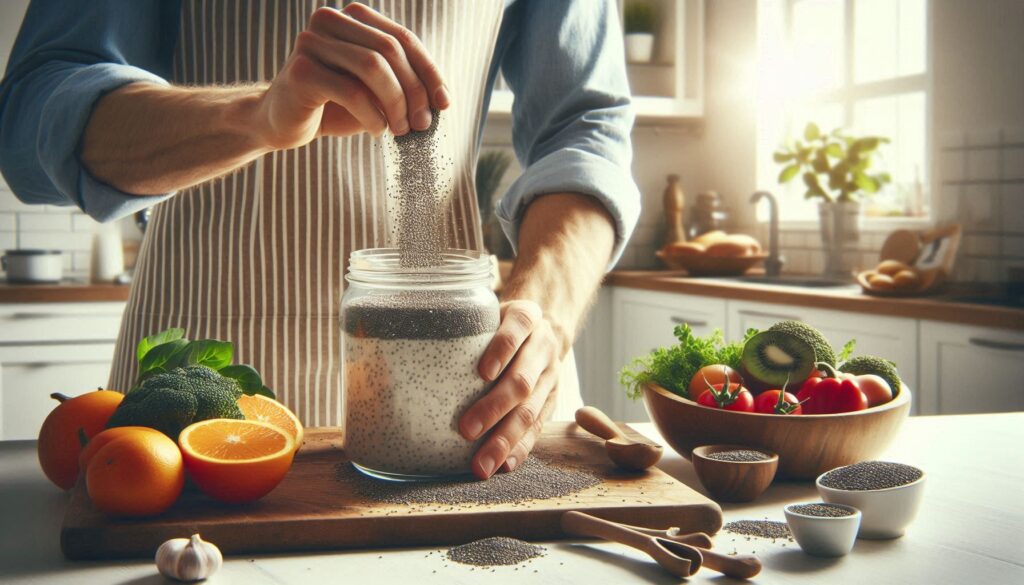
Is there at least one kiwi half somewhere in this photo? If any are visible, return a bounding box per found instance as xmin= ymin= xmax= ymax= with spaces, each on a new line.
xmin=741 ymin=331 xmax=816 ymax=389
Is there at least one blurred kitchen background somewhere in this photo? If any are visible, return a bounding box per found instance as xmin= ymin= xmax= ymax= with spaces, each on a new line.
xmin=1 ymin=0 xmax=1022 ymax=439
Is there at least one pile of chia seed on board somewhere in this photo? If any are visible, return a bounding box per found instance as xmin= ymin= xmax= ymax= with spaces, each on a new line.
xmin=819 ymin=461 xmax=923 ymax=491
xmin=446 ymin=537 xmax=546 ymax=567
xmin=723 ymin=520 xmax=793 ymax=541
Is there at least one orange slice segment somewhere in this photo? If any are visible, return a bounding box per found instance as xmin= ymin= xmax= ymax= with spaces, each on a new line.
xmin=178 ymin=419 xmax=295 ymax=503
xmin=237 ymin=394 xmax=304 ymax=449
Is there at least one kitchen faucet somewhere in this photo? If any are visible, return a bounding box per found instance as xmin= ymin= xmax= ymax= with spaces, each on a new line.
xmin=750 ymin=191 xmax=784 ymax=277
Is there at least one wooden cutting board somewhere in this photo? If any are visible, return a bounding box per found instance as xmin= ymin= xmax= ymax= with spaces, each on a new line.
xmin=61 ymin=422 xmax=722 ymax=560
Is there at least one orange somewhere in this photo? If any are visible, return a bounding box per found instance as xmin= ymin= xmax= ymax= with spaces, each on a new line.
xmin=237 ymin=394 xmax=304 ymax=449
xmin=37 ymin=390 xmax=124 ymax=490
xmin=85 ymin=431 xmax=184 ymax=517
xmin=79 ymin=426 xmax=165 ymax=472
xmin=178 ymin=419 xmax=295 ymax=504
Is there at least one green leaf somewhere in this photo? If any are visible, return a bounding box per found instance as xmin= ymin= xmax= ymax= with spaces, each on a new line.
xmin=876 ymin=172 xmax=892 ymax=184
xmin=838 ymin=339 xmax=857 ymax=363
xmin=812 ymin=151 xmax=830 ymax=174
xmin=854 ymin=172 xmax=880 ymax=193
xmin=804 ymin=122 xmax=821 ymax=141
xmin=136 ymin=328 xmax=186 ymax=362
xmin=253 ymin=385 xmax=276 ymax=399
xmin=778 ymin=163 xmax=801 ymax=183
xmin=824 ymin=143 xmax=844 ymax=158
xmin=184 ymin=340 xmax=234 ymax=370
xmin=138 ymin=339 xmax=190 ymax=376
xmin=797 ymin=147 xmax=812 ymax=163
xmin=220 ymin=364 xmax=263 ymax=394
xmin=852 ymin=137 xmax=881 ymax=153
xmin=773 ymin=151 xmax=794 ymax=163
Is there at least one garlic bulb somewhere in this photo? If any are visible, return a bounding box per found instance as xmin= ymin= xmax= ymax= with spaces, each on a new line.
xmin=156 ymin=534 xmax=223 ymax=582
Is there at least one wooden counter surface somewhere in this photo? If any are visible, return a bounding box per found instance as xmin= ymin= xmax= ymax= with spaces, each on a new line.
xmin=0 ymin=281 xmax=130 ymax=304
xmin=607 ymin=270 xmax=1024 ymax=330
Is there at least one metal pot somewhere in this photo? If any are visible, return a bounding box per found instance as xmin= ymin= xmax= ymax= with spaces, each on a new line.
xmin=2 ymin=249 xmax=64 ymax=283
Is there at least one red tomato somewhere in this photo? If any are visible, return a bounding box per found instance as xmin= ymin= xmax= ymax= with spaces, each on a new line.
xmin=688 ymin=365 xmax=744 ymax=398
xmin=695 ymin=383 xmax=754 ymax=412
xmin=753 ymin=389 xmax=802 ymax=415
xmin=856 ymin=374 xmax=893 ymax=407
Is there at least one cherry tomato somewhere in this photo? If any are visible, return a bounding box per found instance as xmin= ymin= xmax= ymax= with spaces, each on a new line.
xmin=688 ymin=365 xmax=744 ymax=398
xmin=753 ymin=389 xmax=802 ymax=415
xmin=695 ymin=382 xmax=754 ymax=412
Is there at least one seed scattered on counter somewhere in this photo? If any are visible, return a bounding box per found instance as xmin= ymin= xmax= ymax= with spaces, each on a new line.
xmin=705 ymin=449 xmax=771 ymax=462
xmin=446 ymin=537 xmax=546 ymax=567
xmin=723 ymin=520 xmax=793 ymax=541
xmin=335 ymin=456 xmax=601 ymax=506
xmin=819 ymin=461 xmax=923 ymax=491
xmin=788 ymin=503 xmax=856 ymax=517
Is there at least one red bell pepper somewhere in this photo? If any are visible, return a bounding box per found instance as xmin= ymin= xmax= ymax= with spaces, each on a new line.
xmin=796 ymin=364 xmax=868 ymax=414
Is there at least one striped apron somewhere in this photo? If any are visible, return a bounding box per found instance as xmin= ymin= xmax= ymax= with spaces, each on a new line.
xmin=108 ymin=0 xmax=583 ymax=426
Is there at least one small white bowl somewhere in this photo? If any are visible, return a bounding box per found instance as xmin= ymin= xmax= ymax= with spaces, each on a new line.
xmin=784 ymin=502 xmax=862 ymax=557
xmin=816 ymin=465 xmax=926 ymax=539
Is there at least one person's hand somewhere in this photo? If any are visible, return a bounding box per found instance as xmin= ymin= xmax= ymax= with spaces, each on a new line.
xmin=459 ymin=300 xmax=564 ymax=479
xmin=255 ymin=3 xmax=449 ymax=150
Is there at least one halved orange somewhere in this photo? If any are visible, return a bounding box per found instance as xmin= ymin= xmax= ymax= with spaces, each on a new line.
xmin=237 ymin=394 xmax=304 ymax=449
xmin=178 ymin=419 xmax=295 ymax=504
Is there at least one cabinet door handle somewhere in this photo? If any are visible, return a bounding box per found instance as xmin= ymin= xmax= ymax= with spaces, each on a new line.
xmin=968 ymin=338 xmax=1024 ymax=351
xmin=670 ymin=316 xmax=708 ymax=327
xmin=8 ymin=312 xmax=62 ymax=320
xmin=739 ymin=310 xmax=801 ymax=322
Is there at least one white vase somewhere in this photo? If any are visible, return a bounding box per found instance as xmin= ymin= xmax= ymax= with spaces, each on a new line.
xmin=819 ymin=201 xmax=862 ymax=277
xmin=624 ymin=33 xmax=655 ymax=63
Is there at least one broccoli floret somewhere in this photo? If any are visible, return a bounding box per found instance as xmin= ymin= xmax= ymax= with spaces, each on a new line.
xmin=769 ymin=320 xmax=837 ymax=367
xmin=840 ymin=356 xmax=902 ymax=397
xmin=106 ymin=365 xmax=244 ymax=438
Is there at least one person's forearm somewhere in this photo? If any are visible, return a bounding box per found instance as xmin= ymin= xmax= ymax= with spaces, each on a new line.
xmin=501 ymin=193 xmax=616 ymax=354
xmin=80 ymin=82 xmax=269 ymax=195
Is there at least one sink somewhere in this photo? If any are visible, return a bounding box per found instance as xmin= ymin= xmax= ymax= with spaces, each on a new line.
xmin=726 ymin=275 xmax=857 ymax=288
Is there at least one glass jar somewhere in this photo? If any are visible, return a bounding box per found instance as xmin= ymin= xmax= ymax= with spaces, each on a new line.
xmin=341 ymin=248 xmax=499 ymax=481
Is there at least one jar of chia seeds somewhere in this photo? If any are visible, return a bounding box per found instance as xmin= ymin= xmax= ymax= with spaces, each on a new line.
xmin=341 ymin=248 xmax=499 ymax=481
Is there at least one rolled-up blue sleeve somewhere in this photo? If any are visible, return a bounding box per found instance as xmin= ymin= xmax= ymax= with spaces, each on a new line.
xmin=0 ymin=0 xmax=180 ymax=222
xmin=494 ymin=0 xmax=640 ymax=267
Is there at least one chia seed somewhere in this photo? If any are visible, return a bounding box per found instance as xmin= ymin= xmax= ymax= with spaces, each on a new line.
xmin=788 ymin=503 xmax=855 ymax=517
xmin=723 ymin=520 xmax=793 ymax=541
xmin=705 ymin=449 xmax=771 ymax=462
xmin=446 ymin=537 xmax=546 ymax=567
xmin=819 ymin=461 xmax=923 ymax=491
xmin=335 ymin=456 xmax=601 ymax=506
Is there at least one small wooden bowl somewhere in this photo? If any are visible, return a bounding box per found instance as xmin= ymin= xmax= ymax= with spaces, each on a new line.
xmin=655 ymin=249 xmax=767 ymax=276
xmin=691 ymin=445 xmax=778 ymax=502
xmin=642 ymin=383 xmax=911 ymax=480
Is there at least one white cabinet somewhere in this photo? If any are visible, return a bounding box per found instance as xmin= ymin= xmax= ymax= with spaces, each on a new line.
xmin=727 ymin=300 xmax=920 ymax=413
xmin=0 ymin=302 xmax=125 ymax=440
xmin=918 ymin=321 xmax=1024 ymax=415
xmin=611 ymin=288 xmax=726 ymax=422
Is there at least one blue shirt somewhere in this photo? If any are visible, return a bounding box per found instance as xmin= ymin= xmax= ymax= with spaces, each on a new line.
xmin=0 ymin=0 xmax=639 ymax=264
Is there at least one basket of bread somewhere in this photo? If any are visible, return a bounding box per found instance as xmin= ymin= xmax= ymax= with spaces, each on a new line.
xmin=857 ymin=225 xmax=961 ymax=296
xmin=656 ymin=231 xmax=767 ymax=276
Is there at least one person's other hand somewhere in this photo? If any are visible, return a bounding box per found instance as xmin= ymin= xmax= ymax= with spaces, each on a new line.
xmin=459 ymin=300 xmax=563 ymax=479
xmin=256 ymin=2 xmax=449 ymax=150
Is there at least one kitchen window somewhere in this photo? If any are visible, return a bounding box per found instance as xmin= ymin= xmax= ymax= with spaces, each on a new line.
xmin=755 ymin=0 xmax=930 ymax=223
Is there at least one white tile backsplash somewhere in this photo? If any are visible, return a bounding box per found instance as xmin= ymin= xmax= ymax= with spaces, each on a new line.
xmin=0 ymin=214 xmax=14 ymax=231
xmin=1002 ymin=147 xmax=1024 ymax=180
xmin=964 ymin=234 xmax=1000 ymax=256
xmin=967 ymin=149 xmax=1000 ymax=181
xmin=999 ymin=184 xmax=1024 ymax=233
xmin=17 ymin=212 xmax=72 ymax=232
xmin=960 ymin=184 xmax=998 ymax=228
xmin=72 ymin=213 xmax=101 ymax=232
xmin=1003 ymin=236 xmax=1024 ymax=258
xmin=0 ymin=231 xmax=16 ymax=251
xmin=18 ymin=230 xmax=92 ymax=252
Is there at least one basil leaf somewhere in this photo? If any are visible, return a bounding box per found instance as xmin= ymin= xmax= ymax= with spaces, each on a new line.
xmin=838 ymin=339 xmax=857 ymax=363
xmin=136 ymin=328 xmax=186 ymax=362
xmin=184 ymin=340 xmax=233 ymax=370
xmin=138 ymin=339 xmax=190 ymax=376
xmin=219 ymin=364 xmax=263 ymax=393
xmin=254 ymin=385 xmax=276 ymax=399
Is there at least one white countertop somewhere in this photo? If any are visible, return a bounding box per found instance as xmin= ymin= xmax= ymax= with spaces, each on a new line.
xmin=2 ymin=414 xmax=1022 ymax=584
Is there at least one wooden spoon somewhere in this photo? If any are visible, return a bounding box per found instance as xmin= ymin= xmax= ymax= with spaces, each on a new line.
xmin=561 ymin=511 xmax=762 ymax=579
xmin=574 ymin=406 xmax=663 ymax=471
xmin=617 ymin=524 xmax=714 ymax=549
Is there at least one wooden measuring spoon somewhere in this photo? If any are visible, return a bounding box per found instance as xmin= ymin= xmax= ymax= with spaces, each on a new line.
xmin=562 ymin=512 xmax=762 ymax=580
xmin=574 ymin=406 xmax=663 ymax=470
xmin=617 ymin=524 xmax=714 ymax=549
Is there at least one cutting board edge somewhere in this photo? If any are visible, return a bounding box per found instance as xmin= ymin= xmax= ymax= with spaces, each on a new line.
xmin=61 ymin=501 xmax=724 ymax=561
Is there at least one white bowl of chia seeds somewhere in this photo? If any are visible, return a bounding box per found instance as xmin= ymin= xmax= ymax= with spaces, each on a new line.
xmin=815 ymin=461 xmax=926 ymax=539
xmin=784 ymin=502 xmax=862 ymax=557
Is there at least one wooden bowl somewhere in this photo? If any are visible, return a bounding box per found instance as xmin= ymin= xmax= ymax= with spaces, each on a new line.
xmin=641 ymin=383 xmax=911 ymax=480
xmin=691 ymin=444 xmax=778 ymax=502
xmin=655 ymin=250 xmax=767 ymax=276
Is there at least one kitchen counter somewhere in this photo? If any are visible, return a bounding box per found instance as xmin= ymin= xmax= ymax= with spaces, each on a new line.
xmin=607 ymin=270 xmax=1024 ymax=330
xmin=2 ymin=414 xmax=1021 ymax=584
xmin=0 ymin=281 xmax=130 ymax=303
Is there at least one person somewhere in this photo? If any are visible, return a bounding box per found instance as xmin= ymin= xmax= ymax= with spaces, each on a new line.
xmin=0 ymin=0 xmax=639 ymax=479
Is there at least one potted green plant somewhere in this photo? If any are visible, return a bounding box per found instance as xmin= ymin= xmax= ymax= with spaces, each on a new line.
xmin=624 ymin=0 xmax=657 ymax=63
xmin=774 ymin=123 xmax=891 ymax=276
